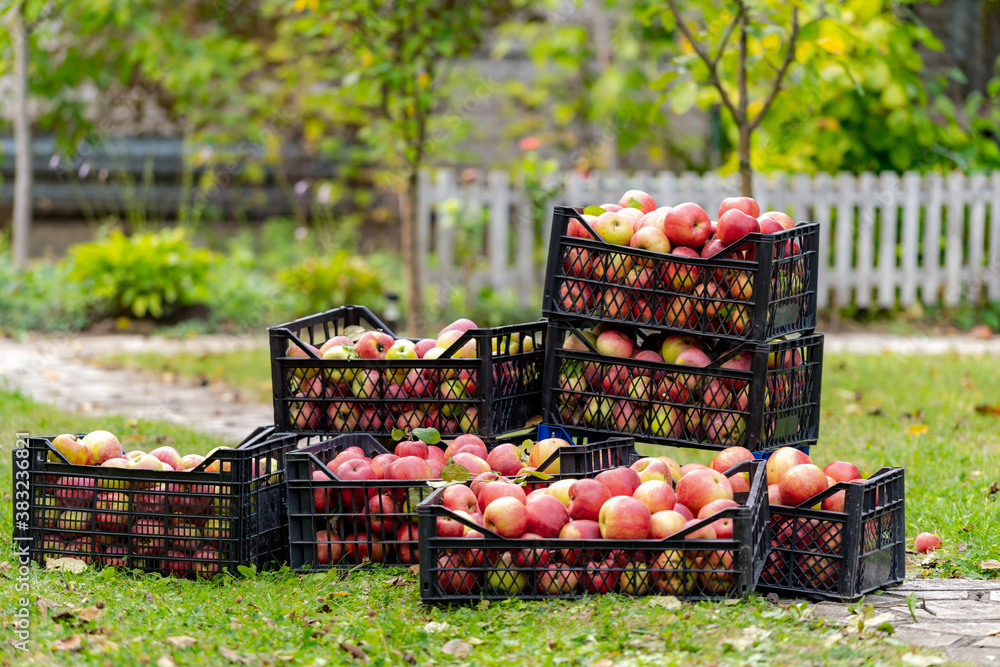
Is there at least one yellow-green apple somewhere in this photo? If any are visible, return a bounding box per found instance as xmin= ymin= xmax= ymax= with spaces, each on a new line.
xmin=49 ymin=434 xmax=91 ymax=465
xmin=55 ymin=476 xmax=96 ymax=508
xmin=384 ymin=340 xmax=417 ymax=383
xmin=343 ymin=533 xmax=385 ymax=563
xmin=528 ymin=438 xmax=569 ymax=474
xmin=452 ymin=452 xmax=490 ymax=476
xmin=823 ymin=461 xmax=861 ymax=483
xmin=650 ymin=510 xmax=687 ymax=539
xmin=567 ymin=479 xmax=612 ymax=521
xmin=654 ymin=550 xmax=696 ymax=594
xmin=633 ymin=480 xmax=676 ymax=514
xmin=458 ymin=407 xmax=479 ymax=433
xmin=619 ymin=563 xmax=653 ymax=595
xmin=56 ymin=509 xmax=92 ymax=536
xmin=315 ymin=530 xmax=342 ymax=566
xmin=718 ymin=208 xmax=760 ymax=246
xmin=631 ymin=457 xmax=668 ymax=483
xmin=727 ymin=304 xmax=751 ymax=334
xmin=436 ymin=329 xmax=476 ymax=358
xmin=351 ymin=368 xmax=380 ymax=399
xmin=322 ymin=345 xmax=357 ymax=385
xmin=422 ymin=347 xmax=446 ymax=362
xmin=442 ymin=485 xmax=479 ymax=515
xmin=524 ymin=494 xmax=569 ymax=538
xmin=645 ymin=404 xmax=684 ymax=440
xmin=538 ymin=564 xmax=579 ymax=595
xmin=681 ymin=519 xmax=717 ymax=540
xmin=664 ymin=247 xmax=701 ymax=292
xmin=765 ymin=447 xmax=812 ymax=485
xmin=485 ymin=443 xmax=524 ymax=476
xmin=675 ymin=468 xmax=734 ymax=515
xmin=285 ymin=342 xmax=320 ymax=381
xmin=81 ymin=430 xmax=124 ymax=464
xmin=596 ymin=467 xmax=642 ymax=497
xmin=706 ymin=414 xmax=746 ymax=447
xmin=699 ymin=549 xmax=735 ymax=594
xmin=599 ymin=496 xmax=651 ymax=539
xmin=97 ymin=458 xmax=130 ymax=489
xmin=663 ymin=203 xmax=711 ymax=248
xmin=692 ymin=281 xmax=723 ymax=318
xmin=915 ymin=532 xmax=942 ymax=554
xmin=486 ymin=550 xmax=528 ymax=594
xmin=660 ymin=335 xmax=702 ymax=364
xmin=356 ymin=331 xmax=394 ymax=359
xmin=779 ymin=464 xmax=828 ymax=508
xmin=478 ymin=481 xmax=526 ymax=513
xmin=630 ymin=226 xmax=671 ymax=254
xmin=558 ymin=520 xmax=601 ymax=565
xmin=593 ymin=211 xmax=634 ymax=246
xmin=595 ymin=329 xmax=634 ymax=358
xmin=483 ymin=496 xmax=527 ymax=538
xmin=619 ymin=189 xmax=657 ymax=214
xmin=546 ymin=479 xmax=575 ymax=507
xmin=719 ymin=197 xmax=760 ymax=219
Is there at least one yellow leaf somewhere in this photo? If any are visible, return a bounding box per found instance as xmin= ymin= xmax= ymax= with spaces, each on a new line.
xmin=762 ymin=34 xmax=782 ymax=52
xmin=816 ymin=34 xmax=845 ymax=55
xmin=906 ymin=424 xmax=929 ymax=437
xmin=294 ymin=0 xmax=318 ymax=11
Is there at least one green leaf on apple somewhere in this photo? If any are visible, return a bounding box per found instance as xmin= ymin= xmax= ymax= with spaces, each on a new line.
xmin=391 ymin=427 xmax=405 ymax=442
xmin=439 ymin=463 xmax=474 ymax=483
xmin=412 ymin=427 xmax=441 ymax=445
xmin=583 ymin=206 xmax=606 ymax=216
xmin=517 ymin=439 xmax=534 ymax=457
xmin=516 ymin=469 xmax=554 ymax=481
xmin=627 ymin=198 xmax=643 ymax=210
xmin=426 ymin=479 xmax=465 ymax=489
xmin=406 ymin=487 xmax=426 ymax=510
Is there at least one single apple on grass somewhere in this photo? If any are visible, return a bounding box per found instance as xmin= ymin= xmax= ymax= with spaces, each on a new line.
xmin=914 ymin=532 xmax=942 ymax=554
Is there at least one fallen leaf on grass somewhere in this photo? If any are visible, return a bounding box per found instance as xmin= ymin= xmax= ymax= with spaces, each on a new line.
xmin=423 ymin=621 xmax=450 ymax=633
xmin=340 ymin=642 xmax=368 ymax=661
xmin=906 ymin=424 xmax=929 ymax=437
xmin=989 ymin=482 xmax=998 ymax=495
xmin=52 ymin=635 xmax=82 ymax=652
xmin=46 ymin=557 xmax=87 ymax=573
xmin=647 ymin=596 xmax=682 ymax=610
xmin=385 ymin=576 xmax=407 ymax=587
xmin=78 ymin=606 xmax=102 ymax=623
xmin=525 ymin=414 xmax=543 ymax=427
xmin=408 ymin=565 xmax=420 ymax=575
xmin=166 ymin=636 xmax=197 ymax=649
xmin=901 ymin=654 xmax=945 ymax=667
xmin=86 ymin=636 xmax=119 ymax=653
xmin=218 ymin=647 xmax=252 ymax=664
xmin=974 ymin=404 xmax=1000 ymax=416
xmin=157 ymin=656 xmax=177 ymax=667
xmin=441 ymin=639 xmax=472 ymax=658
xmin=981 ymin=559 xmax=1000 ymax=570
xmin=51 ymin=609 xmax=76 ymax=622
xmin=467 ymin=637 xmax=483 ymax=645
xmin=0 ymin=562 xmax=10 ymax=577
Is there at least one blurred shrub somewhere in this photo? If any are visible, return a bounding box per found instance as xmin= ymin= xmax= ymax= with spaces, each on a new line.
xmin=69 ymin=228 xmax=217 ymax=319
xmin=202 ymin=262 xmax=295 ymax=330
xmin=0 ymin=253 xmax=94 ymax=334
xmin=279 ymin=251 xmax=386 ymax=316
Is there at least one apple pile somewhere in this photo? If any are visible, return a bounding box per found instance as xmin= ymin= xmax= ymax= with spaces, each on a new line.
xmin=36 ymin=430 xmax=277 ymax=578
xmin=309 ymin=434 xmax=571 ymax=566
xmin=286 ymin=318 xmax=538 ymax=434
xmin=431 ymin=448 xmax=760 ymax=597
xmin=556 ymin=324 xmax=805 ymax=445
xmin=558 ymin=190 xmax=804 ymax=332
xmin=761 ymin=447 xmax=871 ymax=590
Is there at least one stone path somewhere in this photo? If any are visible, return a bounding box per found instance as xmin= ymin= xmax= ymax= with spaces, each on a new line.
xmin=0 ymin=333 xmax=271 ymax=442
xmin=809 ymin=579 xmax=1000 ymax=666
xmin=2 ymin=330 xmax=999 ymax=664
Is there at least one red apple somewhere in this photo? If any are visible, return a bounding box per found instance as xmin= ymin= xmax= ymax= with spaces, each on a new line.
xmin=765 ymin=447 xmax=812 ymax=485
xmin=717 ymin=209 xmax=760 ymax=246
xmin=528 ymin=438 xmax=569 ymax=474
xmin=437 ymin=552 xmax=479 ymax=594
xmin=395 ymin=441 xmax=428 ymax=459
xmin=630 ymin=457 xmax=669 ymax=484
xmin=370 ymin=453 xmax=399 ymax=479
xmin=583 ymin=560 xmax=620 ymax=594
xmin=823 ymin=461 xmax=862 ymax=483
xmin=452 ymin=453 xmax=490 ymax=476
xmin=778 ymin=464 xmax=829 ymax=507
xmin=663 ymin=203 xmax=712 ymax=248
xmin=630 ymin=226 xmax=671 ymax=254
xmin=914 ymin=532 xmax=942 ymax=554
xmin=396 ymin=523 xmax=420 ymax=564
xmin=442 ymin=485 xmax=479 ymax=514
xmin=333 ymin=459 xmax=377 ymax=508
xmin=478 ymin=481 xmax=527 ymax=513
xmin=524 ymin=494 xmax=570 ymax=538
xmin=471 ymin=471 xmax=504 ymax=497
xmin=367 ymin=494 xmax=398 ymax=535
xmin=762 ymin=210 xmax=795 ymax=229
xmin=618 ymin=189 xmax=656 ymax=214
xmin=483 ymin=496 xmax=527 ymax=538
xmin=487 ymin=443 xmax=526 ymax=477
xmin=634 ymin=207 xmax=670 ymax=234
xmin=455 ymin=442 xmax=488 ymax=460
xmin=664 ymin=246 xmax=701 ymax=292
xmin=558 ymin=520 xmax=602 ymax=566
xmin=315 ymin=530 xmax=343 ymax=566
xmin=598 ymin=496 xmax=652 ymax=540
xmin=386 ymin=456 xmax=432 ymax=481
xmin=767 ymin=484 xmax=784 ymax=505
xmin=445 ymin=434 xmax=486 ymax=460
xmin=673 ymin=504 xmax=694 ymax=521
xmin=537 ymin=564 xmax=579 ymax=595
xmin=649 ymin=510 xmax=687 ymax=539
xmin=595 ymin=467 xmax=642 ymax=497
xmin=675 ymin=468 xmax=734 ymax=516
xmin=718 ymin=197 xmax=760 ymax=219
xmin=567 ymin=478 xmax=613 ymax=521
xmin=681 ymin=519 xmax=717 ymax=540
xmin=632 ymin=480 xmax=676 ymax=514
xmin=709 ymin=447 xmax=755 ymax=474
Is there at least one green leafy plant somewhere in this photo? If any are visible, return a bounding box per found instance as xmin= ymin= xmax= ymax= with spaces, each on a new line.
xmin=0 ymin=253 xmax=94 ymax=335
xmin=68 ymin=227 xmax=217 ymax=319
xmin=278 ymin=251 xmax=386 ymax=316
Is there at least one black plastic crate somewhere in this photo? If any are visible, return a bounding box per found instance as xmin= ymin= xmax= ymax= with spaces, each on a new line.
xmin=542 ymin=206 xmax=819 ymax=343
xmin=269 ymin=305 xmax=546 ymax=440
xmin=417 ymin=460 xmax=768 ymax=603
xmin=11 ymin=427 xmax=295 ymax=578
xmin=286 ymin=428 xmax=637 ymax=571
xmin=758 ymin=467 xmax=905 ymax=601
xmin=542 ymin=319 xmax=824 ymax=453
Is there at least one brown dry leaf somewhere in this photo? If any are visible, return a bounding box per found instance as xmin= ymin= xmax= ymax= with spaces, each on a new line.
xmin=0 ymin=561 xmax=11 ymax=577
xmin=385 ymin=576 xmax=407 ymax=587
xmin=85 ymin=636 xmax=119 ymax=653
xmin=46 ymin=557 xmax=87 ymax=573
xmin=157 ymin=656 xmax=177 ymax=667
xmin=525 ymin=414 xmax=543 ymax=427
xmin=51 ymin=609 xmax=76 ymax=622
xmin=166 ymin=636 xmax=197 ymax=649
xmin=989 ymin=482 xmax=999 ymax=495
xmin=340 ymin=642 xmax=368 ymax=661
xmin=975 ymin=404 xmax=1000 ymax=416
xmin=981 ymin=559 xmax=1000 ymax=570
xmin=77 ymin=606 xmax=102 ymax=623
xmin=218 ymin=646 xmax=252 ymax=664
xmin=407 ymin=565 xmax=419 ymax=576
xmin=441 ymin=639 xmax=471 ymax=658
xmin=52 ymin=635 xmax=83 ymax=652
xmin=647 ymin=596 xmax=682 ymax=610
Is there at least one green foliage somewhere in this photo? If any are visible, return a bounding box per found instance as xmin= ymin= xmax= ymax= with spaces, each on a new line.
xmin=278 ymin=251 xmax=386 ymax=317
xmin=0 ymin=253 xmax=93 ymax=335
xmin=68 ymin=227 xmax=217 ymax=319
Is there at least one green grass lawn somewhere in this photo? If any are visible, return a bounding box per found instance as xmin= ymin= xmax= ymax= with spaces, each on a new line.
xmin=3 ymin=349 xmax=999 ymax=665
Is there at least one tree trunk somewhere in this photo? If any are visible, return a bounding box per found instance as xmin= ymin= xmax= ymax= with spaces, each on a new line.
xmin=585 ymin=0 xmax=617 ymax=170
xmin=400 ymin=172 xmax=423 ymax=336
xmin=737 ymin=12 xmax=752 ymax=198
xmin=738 ymin=124 xmax=752 ymax=197
xmin=12 ymin=5 xmax=32 ymax=268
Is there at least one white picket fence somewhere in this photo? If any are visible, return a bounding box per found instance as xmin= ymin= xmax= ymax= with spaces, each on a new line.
xmin=416 ymin=168 xmax=1000 ymax=310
